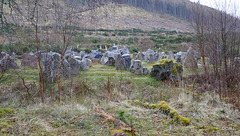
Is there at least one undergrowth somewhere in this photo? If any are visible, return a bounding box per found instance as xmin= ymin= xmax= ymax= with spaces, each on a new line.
xmin=0 ymin=64 xmax=239 ymax=135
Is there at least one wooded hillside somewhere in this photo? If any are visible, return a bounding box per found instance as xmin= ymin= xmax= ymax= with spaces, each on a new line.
xmin=118 ymin=0 xmax=192 ymax=20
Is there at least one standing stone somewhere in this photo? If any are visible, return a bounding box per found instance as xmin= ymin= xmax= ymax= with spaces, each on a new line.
xmin=78 ymin=51 xmax=86 ymax=59
xmin=184 ymin=47 xmax=198 ymax=68
xmin=130 ymin=60 xmax=149 ymax=75
xmin=107 ymin=57 xmax=115 ymax=66
xmin=133 ymin=52 xmax=137 ymax=59
xmin=12 ymin=52 xmax=16 ymax=60
xmin=115 ymin=54 xmax=132 ymax=70
xmin=100 ymin=51 xmax=109 ymax=65
xmin=65 ymin=48 xmax=77 ymax=56
xmin=134 ymin=52 xmax=144 ymax=60
xmin=40 ymin=52 xmax=62 ymax=82
xmin=21 ymin=52 xmax=38 ymax=69
xmin=73 ymin=56 xmax=81 ymax=61
xmin=89 ymin=50 xmax=103 ymax=60
xmin=0 ymin=51 xmax=18 ymax=72
xmin=109 ymin=46 xmax=118 ymax=51
xmin=160 ymin=52 xmax=167 ymax=59
xmin=120 ymin=48 xmax=130 ymax=55
xmin=175 ymin=52 xmax=182 ymax=63
xmin=194 ymin=50 xmax=201 ymax=60
xmin=144 ymin=49 xmax=159 ymax=63
xmin=150 ymin=60 xmax=183 ymax=82
xmin=92 ymin=58 xmax=99 ymax=64
xmin=143 ymin=67 xmax=149 ymax=75
xmin=62 ymin=55 xmax=81 ymax=76
xmin=168 ymin=51 xmax=174 ymax=60
xmin=80 ymin=60 xmax=88 ymax=70
xmin=84 ymin=58 xmax=92 ymax=67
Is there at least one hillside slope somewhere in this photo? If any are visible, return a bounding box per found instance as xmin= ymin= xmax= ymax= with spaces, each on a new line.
xmin=80 ymin=4 xmax=193 ymax=32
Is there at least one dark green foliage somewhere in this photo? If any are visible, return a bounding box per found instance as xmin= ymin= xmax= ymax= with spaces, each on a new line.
xmin=120 ymin=0 xmax=191 ymax=20
xmin=128 ymin=45 xmax=139 ymax=53
xmin=0 ymin=44 xmax=36 ymax=55
xmin=102 ymin=32 xmax=109 ymax=36
xmin=127 ymin=37 xmax=139 ymax=44
xmin=92 ymin=38 xmax=101 ymax=43
xmin=116 ymin=110 xmax=127 ymax=124
xmin=117 ymin=32 xmax=128 ymax=36
xmin=73 ymin=35 xmax=85 ymax=43
xmin=84 ymin=48 xmax=92 ymax=54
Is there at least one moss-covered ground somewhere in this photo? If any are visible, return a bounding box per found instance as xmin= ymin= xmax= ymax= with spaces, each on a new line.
xmin=0 ymin=63 xmax=239 ymax=135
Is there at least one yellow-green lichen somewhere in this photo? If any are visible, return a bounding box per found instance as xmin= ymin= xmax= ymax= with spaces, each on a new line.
xmin=149 ymin=104 xmax=161 ymax=108
xmin=0 ymin=122 xmax=13 ymax=133
xmin=133 ymin=100 xmax=142 ymax=106
xmin=109 ymin=128 xmax=136 ymax=136
xmin=0 ymin=108 xmax=16 ymax=118
xmin=143 ymin=102 xmax=150 ymax=107
xmin=169 ymin=107 xmax=179 ymax=117
xmin=179 ymin=116 xmax=191 ymax=126
xmin=128 ymin=100 xmax=191 ymax=126
xmin=160 ymin=103 xmax=170 ymax=111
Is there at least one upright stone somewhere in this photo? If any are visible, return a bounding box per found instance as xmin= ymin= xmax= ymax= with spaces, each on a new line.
xmin=168 ymin=51 xmax=174 ymax=60
xmin=89 ymin=50 xmax=103 ymax=60
xmin=184 ymin=47 xmax=198 ymax=68
xmin=120 ymin=48 xmax=130 ymax=55
xmin=133 ymin=52 xmax=138 ymax=59
xmin=40 ymin=52 xmax=61 ymax=82
xmin=150 ymin=60 xmax=183 ymax=82
xmin=0 ymin=51 xmax=18 ymax=72
xmin=134 ymin=52 xmax=144 ymax=60
xmin=130 ymin=60 xmax=149 ymax=75
xmin=144 ymin=49 xmax=159 ymax=63
xmin=160 ymin=52 xmax=167 ymax=59
xmin=194 ymin=50 xmax=201 ymax=60
xmin=21 ymin=52 xmax=38 ymax=69
xmin=78 ymin=51 xmax=86 ymax=59
xmin=107 ymin=57 xmax=115 ymax=66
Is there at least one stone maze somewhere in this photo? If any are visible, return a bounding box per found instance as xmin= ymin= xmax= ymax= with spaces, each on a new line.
xmin=1 ymin=46 xmax=203 ymax=82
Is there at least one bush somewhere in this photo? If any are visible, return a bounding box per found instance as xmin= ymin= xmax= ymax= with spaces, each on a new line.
xmin=117 ymin=32 xmax=128 ymax=36
xmin=102 ymin=32 xmax=109 ymax=36
xmin=0 ymin=43 xmax=36 ymax=55
xmin=84 ymin=48 xmax=92 ymax=53
xmin=127 ymin=37 xmax=139 ymax=44
xmin=73 ymin=35 xmax=84 ymax=43
xmin=128 ymin=45 xmax=139 ymax=53
xmin=92 ymin=38 xmax=101 ymax=43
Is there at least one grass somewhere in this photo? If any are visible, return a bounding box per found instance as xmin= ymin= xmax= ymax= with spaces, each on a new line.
xmin=0 ymin=62 xmax=239 ymax=135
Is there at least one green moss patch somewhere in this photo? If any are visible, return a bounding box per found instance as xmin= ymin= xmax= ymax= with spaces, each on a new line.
xmin=129 ymin=100 xmax=191 ymax=126
xmin=0 ymin=108 xmax=16 ymax=118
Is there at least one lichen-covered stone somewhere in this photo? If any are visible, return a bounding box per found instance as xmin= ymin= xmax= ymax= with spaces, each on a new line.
xmin=150 ymin=59 xmax=183 ymax=82
xmin=129 ymin=100 xmax=191 ymax=126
